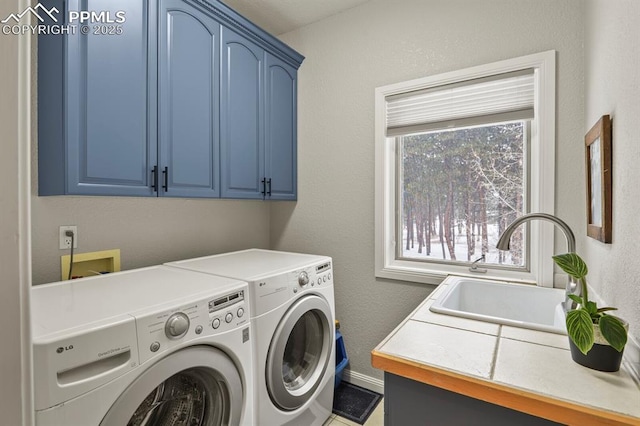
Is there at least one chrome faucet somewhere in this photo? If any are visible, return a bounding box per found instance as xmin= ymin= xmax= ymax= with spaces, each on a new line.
xmin=469 ymin=254 xmax=487 ymax=273
xmin=496 ymin=213 xmax=578 ymax=310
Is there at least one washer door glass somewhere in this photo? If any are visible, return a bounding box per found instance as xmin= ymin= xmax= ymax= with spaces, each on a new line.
xmin=267 ymin=295 xmax=332 ymax=411
xmin=128 ymin=367 xmax=224 ymax=426
xmin=101 ymin=346 xmax=243 ymax=426
xmin=282 ymin=311 xmax=324 ymax=391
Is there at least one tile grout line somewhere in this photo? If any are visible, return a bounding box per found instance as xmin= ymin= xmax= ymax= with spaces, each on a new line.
xmin=489 ymin=325 xmax=502 ymax=380
xmin=499 ymin=335 xmax=570 ymax=352
xmin=410 ymin=317 xmax=500 ymax=337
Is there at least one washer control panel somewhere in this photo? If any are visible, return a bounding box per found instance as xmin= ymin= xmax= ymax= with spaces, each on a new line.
xmin=136 ymin=286 xmax=248 ymax=364
xmin=295 ymin=261 xmax=332 ymax=293
xmin=209 ymin=289 xmax=246 ymax=329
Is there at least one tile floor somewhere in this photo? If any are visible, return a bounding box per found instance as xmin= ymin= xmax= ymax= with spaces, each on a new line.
xmin=323 ymin=399 xmax=384 ymax=426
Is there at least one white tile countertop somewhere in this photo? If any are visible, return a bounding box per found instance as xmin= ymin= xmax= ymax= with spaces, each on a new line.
xmin=372 ymin=281 xmax=640 ymax=426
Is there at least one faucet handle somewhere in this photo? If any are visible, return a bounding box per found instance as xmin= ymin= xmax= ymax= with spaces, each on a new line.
xmin=469 ymin=254 xmax=487 ymax=273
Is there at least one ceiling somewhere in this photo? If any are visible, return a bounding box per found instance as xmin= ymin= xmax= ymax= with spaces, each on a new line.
xmin=220 ymin=0 xmax=371 ymax=35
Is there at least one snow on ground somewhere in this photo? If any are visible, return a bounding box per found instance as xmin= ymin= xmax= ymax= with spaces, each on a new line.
xmin=402 ymin=224 xmax=523 ymax=266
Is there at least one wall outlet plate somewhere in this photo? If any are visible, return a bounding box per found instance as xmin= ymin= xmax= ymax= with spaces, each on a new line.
xmin=59 ymin=226 xmax=78 ymax=250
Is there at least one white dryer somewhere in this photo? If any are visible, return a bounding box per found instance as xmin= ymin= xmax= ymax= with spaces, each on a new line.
xmin=32 ymin=266 xmax=254 ymax=426
xmin=167 ymin=249 xmax=335 ymax=426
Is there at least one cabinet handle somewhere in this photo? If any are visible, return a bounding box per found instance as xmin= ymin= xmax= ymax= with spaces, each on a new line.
xmin=151 ymin=166 xmax=158 ymax=192
xmin=162 ymin=167 xmax=168 ymax=192
xmin=266 ymin=178 xmax=272 ymax=197
xmin=261 ymin=178 xmax=266 ymax=199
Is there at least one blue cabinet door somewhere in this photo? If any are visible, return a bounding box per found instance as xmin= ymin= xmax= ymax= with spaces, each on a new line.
xmin=265 ymin=53 xmax=298 ymax=201
xmin=158 ymin=0 xmax=221 ymax=198
xmin=64 ymin=0 xmax=154 ymax=196
xmin=220 ymin=28 xmax=265 ymax=199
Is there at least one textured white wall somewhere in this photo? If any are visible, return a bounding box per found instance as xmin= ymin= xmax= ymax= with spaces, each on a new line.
xmin=584 ymin=0 xmax=640 ymax=350
xmin=274 ymin=0 xmax=585 ymax=380
xmin=31 ymin=197 xmax=271 ymax=284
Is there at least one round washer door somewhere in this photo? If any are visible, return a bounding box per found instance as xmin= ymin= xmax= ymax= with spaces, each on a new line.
xmin=100 ymin=346 xmax=243 ymax=426
xmin=266 ymin=294 xmax=333 ymax=411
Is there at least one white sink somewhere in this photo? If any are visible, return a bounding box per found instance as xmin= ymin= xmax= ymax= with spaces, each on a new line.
xmin=430 ymin=276 xmax=567 ymax=334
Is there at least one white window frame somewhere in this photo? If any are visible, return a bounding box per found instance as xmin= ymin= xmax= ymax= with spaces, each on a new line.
xmin=374 ymin=51 xmax=556 ymax=287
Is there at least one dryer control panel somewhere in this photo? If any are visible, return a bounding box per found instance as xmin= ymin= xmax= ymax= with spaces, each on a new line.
xmin=312 ymin=261 xmax=333 ymax=287
xmin=135 ymin=285 xmax=249 ymax=364
xmin=294 ymin=262 xmax=332 ymax=292
xmin=252 ymin=261 xmax=333 ymax=316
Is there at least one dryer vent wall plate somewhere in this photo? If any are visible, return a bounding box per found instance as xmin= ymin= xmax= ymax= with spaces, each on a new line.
xmin=61 ymin=249 xmax=121 ymax=281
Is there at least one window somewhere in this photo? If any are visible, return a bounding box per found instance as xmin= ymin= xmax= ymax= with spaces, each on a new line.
xmin=399 ymin=122 xmax=527 ymax=267
xmin=375 ymin=51 xmax=556 ymax=286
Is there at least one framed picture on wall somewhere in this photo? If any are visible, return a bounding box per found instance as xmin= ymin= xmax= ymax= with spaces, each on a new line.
xmin=585 ymin=114 xmax=612 ymax=243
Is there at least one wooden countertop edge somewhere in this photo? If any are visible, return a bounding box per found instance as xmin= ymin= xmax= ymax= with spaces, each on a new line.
xmin=372 ymin=350 xmax=640 ymax=426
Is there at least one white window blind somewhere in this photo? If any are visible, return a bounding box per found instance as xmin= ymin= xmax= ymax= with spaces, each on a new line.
xmin=385 ymin=69 xmax=535 ymax=136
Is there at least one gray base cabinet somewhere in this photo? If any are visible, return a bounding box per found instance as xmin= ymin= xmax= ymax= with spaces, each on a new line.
xmin=38 ymin=0 xmax=303 ymax=200
xmin=384 ymin=373 xmax=563 ymax=426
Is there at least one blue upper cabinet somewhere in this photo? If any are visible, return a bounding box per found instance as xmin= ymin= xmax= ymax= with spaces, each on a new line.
xmin=265 ymin=54 xmax=298 ymax=201
xmin=39 ymin=0 xmax=154 ymax=196
xmin=220 ymin=28 xmax=265 ymax=199
xmin=221 ymin=34 xmax=300 ymax=201
xmin=38 ymin=0 xmax=303 ymax=199
xmin=158 ymin=0 xmax=220 ymax=198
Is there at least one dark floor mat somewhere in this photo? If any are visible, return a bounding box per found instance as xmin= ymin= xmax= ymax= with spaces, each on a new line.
xmin=332 ymin=382 xmax=383 ymax=425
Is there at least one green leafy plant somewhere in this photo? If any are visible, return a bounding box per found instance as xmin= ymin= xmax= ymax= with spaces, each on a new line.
xmin=552 ymin=252 xmax=627 ymax=355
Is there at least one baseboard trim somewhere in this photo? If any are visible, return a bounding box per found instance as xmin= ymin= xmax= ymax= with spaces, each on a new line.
xmin=342 ymin=369 xmax=384 ymax=395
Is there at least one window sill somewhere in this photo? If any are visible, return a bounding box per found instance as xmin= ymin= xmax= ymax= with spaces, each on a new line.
xmin=375 ymin=259 xmax=538 ymax=286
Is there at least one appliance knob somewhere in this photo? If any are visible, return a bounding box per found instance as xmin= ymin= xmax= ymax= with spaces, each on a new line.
xmin=212 ymin=318 xmax=221 ymax=329
xmin=237 ymin=307 xmax=244 ymax=318
xmin=225 ymin=312 xmax=234 ymax=323
xmin=298 ymin=271 xmax=310 ymax=286
xmin=165 ymin=312 xmax=190 ymax=339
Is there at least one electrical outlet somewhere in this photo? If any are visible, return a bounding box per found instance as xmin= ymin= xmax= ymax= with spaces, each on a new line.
xmin=59 ymin=226 xmax=78 ymax=250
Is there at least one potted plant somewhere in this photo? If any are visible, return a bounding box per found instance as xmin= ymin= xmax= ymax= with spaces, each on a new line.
xmin=552 ymin=252 xmax=628 ymax=371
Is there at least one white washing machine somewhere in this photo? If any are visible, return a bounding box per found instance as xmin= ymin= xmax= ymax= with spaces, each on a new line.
xmin=32 ymin=265 xmax=254 ymax=426
xmin=167 ymin=249 xmax=335 ymax=426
